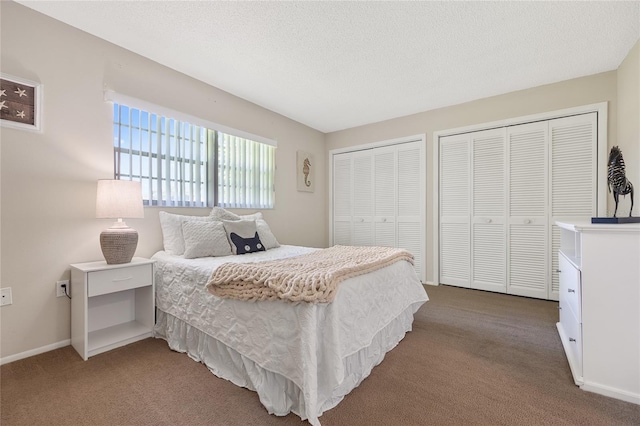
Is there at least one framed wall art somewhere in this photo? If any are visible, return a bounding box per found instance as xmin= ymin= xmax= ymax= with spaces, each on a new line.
xmin=1 ymin=73 xmax=42 ymax=132
xmin=297 ymin=150 xmax=314 ymax=192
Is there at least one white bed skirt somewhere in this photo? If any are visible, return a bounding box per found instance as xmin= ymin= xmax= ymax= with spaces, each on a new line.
xmin=154 ymin=302 xmax=422 ymax=426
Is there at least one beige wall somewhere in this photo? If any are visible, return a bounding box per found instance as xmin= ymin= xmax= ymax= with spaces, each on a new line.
xmin=0 ymin=2 xmax=326 ymax=359
xmin=326 ymin=71 xmax=622 ymax=284
xmin=616 ymin=40 xmax=640 ymax=217
xmin=1 ymin=1 xmax=638 ymax=362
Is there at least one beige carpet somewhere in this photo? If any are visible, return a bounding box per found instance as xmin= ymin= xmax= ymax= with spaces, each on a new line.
xmin=2 ymin=285 xmax=639 ymax=425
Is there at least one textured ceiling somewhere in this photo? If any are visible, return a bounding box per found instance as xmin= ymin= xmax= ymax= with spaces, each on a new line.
xmin=16 ymin=1 xmax=640 ymax=133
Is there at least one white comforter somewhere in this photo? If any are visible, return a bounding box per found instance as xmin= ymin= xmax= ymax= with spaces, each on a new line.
xmin=153 ymin=245 xmax=428 ymax=423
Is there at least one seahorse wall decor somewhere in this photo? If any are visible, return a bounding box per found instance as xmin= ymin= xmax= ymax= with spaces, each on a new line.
xmin=607 ymin=145 xmax=635 ymax=217
xmin=303 ymin=157 xmax=311 ymax=187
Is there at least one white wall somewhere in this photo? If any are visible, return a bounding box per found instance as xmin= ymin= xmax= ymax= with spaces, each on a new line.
xmin=2 ymin=1 xmax=637 ymax=362
xmin=615 ymin=40 xmax=639 ymax=218
xmin=326 ymin=71 xmax=624 ymax=284
xmin=0 ymin=2 xmax=326 ymax=359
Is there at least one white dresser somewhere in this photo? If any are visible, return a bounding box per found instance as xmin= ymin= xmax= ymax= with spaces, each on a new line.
xmin=556 ymin=220 xmax=640 ymax=404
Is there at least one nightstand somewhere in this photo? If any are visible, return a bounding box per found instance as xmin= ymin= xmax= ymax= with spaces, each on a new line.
xmin=70 ymin=257 xmax=155 ymax=360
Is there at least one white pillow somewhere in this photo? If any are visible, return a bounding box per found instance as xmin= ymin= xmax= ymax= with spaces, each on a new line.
xmin=158 ymin=211 xmax=209 ymax=255
xmin=209 ymin=207 xmax=262 ymax=222
xmin=209 ymin=208 xmax=279 ymax=248
xmin=256 ymin=219 xmax=280 ymax=249
xmin=182 ymin=220 xmax=232 ymax=259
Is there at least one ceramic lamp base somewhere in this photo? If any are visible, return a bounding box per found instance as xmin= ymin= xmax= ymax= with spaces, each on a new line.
xmin=100 ymin=226 xmax=138 ymax=264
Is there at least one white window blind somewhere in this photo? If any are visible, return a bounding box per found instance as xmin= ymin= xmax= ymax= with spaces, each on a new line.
xmin=112 ymin=101 xmax=275 ymax=208
xmin=217 ymin=132 xmax=275 ymax=209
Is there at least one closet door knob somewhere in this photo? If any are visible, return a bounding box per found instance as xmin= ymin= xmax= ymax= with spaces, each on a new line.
xmin=556 ymin=269 xmax=562 ymax=273
xmin=382 ymin=218 xmax=387 ymax=222
xmin=358 ymin=218 xmax=364 ymax=222
xmin=568 ymin=289 xmax=575 ymax=293
xmin=524 ymin=219 xmax=531 ymax=224
xmin=569 ymin=338 xmax=576 ymax=342
xmin=485 ymin=219 xmax=492 ymax=223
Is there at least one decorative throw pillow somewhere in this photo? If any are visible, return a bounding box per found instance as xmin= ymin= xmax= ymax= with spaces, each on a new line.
xmin=256 ymin=219 xmax=280 ymax=249
xmin=222 ymin=220 xmax=266 ymax=255
xmin=182 ymin=220 xmax=232 ymax=259
xmin=210 ymin=208 xmax=279 ymax=249
xmin=158 ymin=211 xmax=210 ymax=255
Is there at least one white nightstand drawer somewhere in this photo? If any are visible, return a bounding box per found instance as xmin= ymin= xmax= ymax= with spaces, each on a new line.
xmin=559 ymin=253 xmax=581 ymax=322
xmin=88 ymin=264 xmax=151 ymax=297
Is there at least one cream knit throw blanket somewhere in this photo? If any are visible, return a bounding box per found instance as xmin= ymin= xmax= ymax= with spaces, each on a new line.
xmin=206 ymin=245 xmax=414 ymax=303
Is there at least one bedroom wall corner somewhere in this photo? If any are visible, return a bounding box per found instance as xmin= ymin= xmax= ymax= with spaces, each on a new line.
xmin=0 ymin=2 xmax=326 ymax=361
xmin=325 ymin=71 xmax=619 ymax=285
xmin=615 ymin=39 xmax=640 ymax=217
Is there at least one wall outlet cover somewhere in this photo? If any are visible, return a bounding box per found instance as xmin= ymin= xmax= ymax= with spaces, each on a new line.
xmin=56 ymin=280 xmax=69 ymax=298
xmin=1 ymin=287 xmax=13 ymax=306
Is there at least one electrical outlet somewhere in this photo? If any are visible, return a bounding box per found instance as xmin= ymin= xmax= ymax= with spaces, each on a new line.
xmin=1 ymin=287 xmax=12 ymax=306
xmin=56 ymin=280 xmax=69 ymax=298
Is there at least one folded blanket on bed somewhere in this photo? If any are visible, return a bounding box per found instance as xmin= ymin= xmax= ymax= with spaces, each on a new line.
xmin=206 ymin=245 xmax=415 ymax=303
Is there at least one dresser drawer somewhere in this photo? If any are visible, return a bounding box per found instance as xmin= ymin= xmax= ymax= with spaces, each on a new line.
xmin=559 ymin=253 xmax=581 ymax=322
xmin=559 ymin=297 xmax=583 ymax=378
xmin=88 ymin=264 xmax=152 ymax=297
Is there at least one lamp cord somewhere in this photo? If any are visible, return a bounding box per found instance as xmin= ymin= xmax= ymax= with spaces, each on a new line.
xmin=63 ymin=284 xmax=71 ymax=299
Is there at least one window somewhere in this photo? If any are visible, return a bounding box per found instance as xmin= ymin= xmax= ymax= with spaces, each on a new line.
xmin=217 ymin=132 xmax=276 ymax=209
xmin=112 ymin=102 xmax=275 ymax=208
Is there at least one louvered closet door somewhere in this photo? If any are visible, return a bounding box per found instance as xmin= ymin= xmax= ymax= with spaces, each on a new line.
xmin=507 ymin=122 xmax=548 ymax=298
xmin=471 ymin=129 xmax=506 ymax=292
xmin=373 ymin=146 xmax=397 ymax=248
xmin=440 ymin=134 xmax=470 ymax=287
xmin=397 ymin=141 xmax=424 ymax=281
xmin=550 ymin=113 xmax=597 ymax=300
xmin=352 ymin=150 xmax=374 ymax=246
xmin=333 ymin=153 xmax=352 ymax=246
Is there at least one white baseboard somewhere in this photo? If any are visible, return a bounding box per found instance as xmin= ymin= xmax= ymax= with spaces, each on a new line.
xmin=424 ymin=281 xmax=437 ymax=286
xmin=0 ymin=339 xmax=70 ymax=365
xmin=582 ymin=381 xmax=640 ymax=405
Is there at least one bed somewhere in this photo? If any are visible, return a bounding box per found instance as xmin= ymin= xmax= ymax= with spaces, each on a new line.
xmin=152 ymin=210 xmax=428 ymax=426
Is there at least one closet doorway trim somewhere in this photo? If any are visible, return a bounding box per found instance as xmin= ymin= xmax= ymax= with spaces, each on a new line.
xmin=432 ymin=102 xmax=608 ymax=286
xmin=329 ymin=133 xmax=426 ymax=281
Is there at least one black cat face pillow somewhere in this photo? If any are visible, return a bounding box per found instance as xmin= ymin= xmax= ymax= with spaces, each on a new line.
xmin=229 ymin=232 xmax=265 ymax=255
xmin=222 ymin=219 xmax=266 ymax=255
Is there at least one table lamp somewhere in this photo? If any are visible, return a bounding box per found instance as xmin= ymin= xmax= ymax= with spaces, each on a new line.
xmin=96 ymin=179 xmax=144 ymax=264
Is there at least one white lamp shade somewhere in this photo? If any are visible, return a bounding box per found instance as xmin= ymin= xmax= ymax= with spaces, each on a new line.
xmin=96 ymin=180 xmax=144 ymax=219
